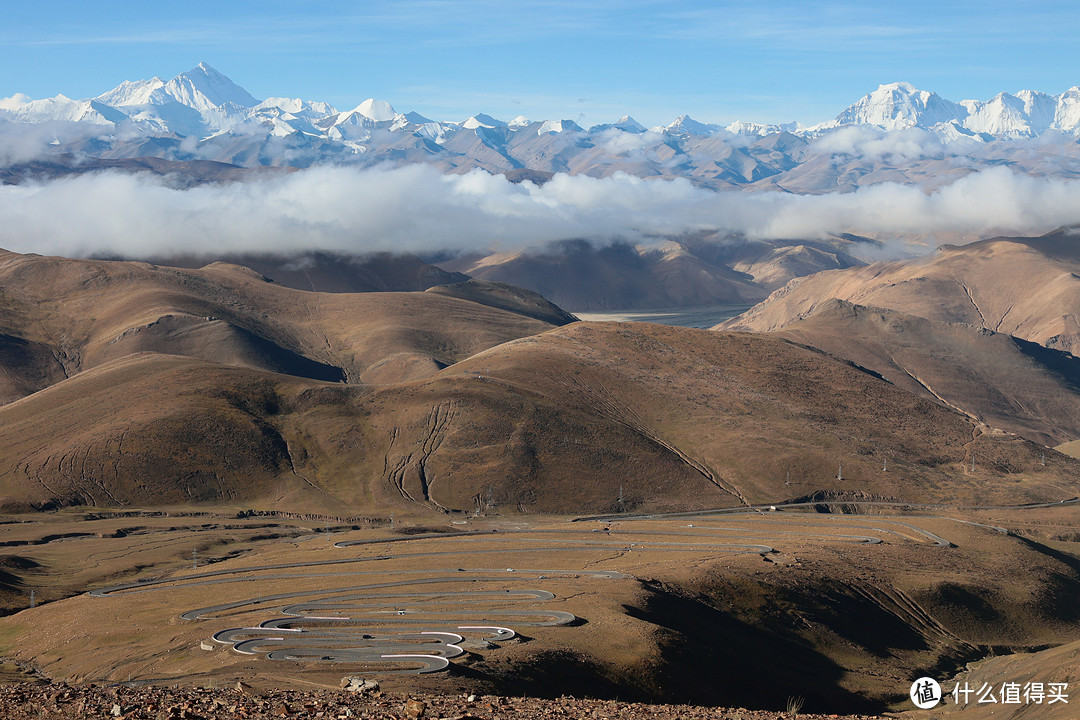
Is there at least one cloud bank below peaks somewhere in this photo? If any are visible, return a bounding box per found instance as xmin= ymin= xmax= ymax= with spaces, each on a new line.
xmin=1 ymin=163 xmax=1080 ymax=259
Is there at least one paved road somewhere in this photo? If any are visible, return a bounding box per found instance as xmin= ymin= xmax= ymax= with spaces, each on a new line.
xmin=88 ymin=511 xmax=981 ymax=674
xmin=575 ymin=497 xmax=1080 ymax=523
xmin=92 ymin=560 xmax=623 ymax=674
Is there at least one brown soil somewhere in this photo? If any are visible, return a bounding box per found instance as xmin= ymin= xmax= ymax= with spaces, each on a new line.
xmin=0 ymin=507 xmax=1077 ymax=715
xmin=719 ymin=230 xmax=1080 ymax=356
xmin=761 ymin=299 xmax=1080 ymax=446
xmin=2 ymin=250 xmax=1076 ymax=518
xmin=2 ymin=247 xmax=1078 ymax=718
xmin=0 ymin=682 xmax=888 ymax=720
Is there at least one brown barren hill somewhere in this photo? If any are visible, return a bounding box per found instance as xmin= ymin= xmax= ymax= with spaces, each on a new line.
xmin=438 ymin=239 xmax=767 ymax=311
xmin=1 ymin=320 xmax=1076 ymax=516
xmin=683 ymin=235 xmax=869 ymax=292
xmin=341 ymin=322 xmax=1080 ymax=516
xmin=0 ymin=249 xmax=562 ymax=397
xmin=0 ymin=354 xmax=305 ymax=511
xmin=933 ymin=637 xmax=1080 ymax=720
xmin=763 ymin=299 xmax=1080 ymax=447
xmin=720 ymin=228 xmax=1080 ymax=355
xmin=0 ymin=248 xmax=1077 ymax=516
xmin=153 ymin=250 xmax=470 ymax=293
xmin=425 ymin=279 xmax=578 ymax=325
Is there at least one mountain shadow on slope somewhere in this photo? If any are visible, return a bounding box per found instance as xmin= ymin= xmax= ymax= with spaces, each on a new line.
xmin=101 ymin=314 xmax=346 ymax=383
xmin=425 ymin=280 xmax=578 ymax=325
xmin=623 ymin=580 xmax=885 ymax=714
xmin=126 ymin=251 xmax=470 ymax=293
xmin=437 ymin=239 xmax=767 ymax=311
xmin=740 ymin=298 xmax=1080 ymax=446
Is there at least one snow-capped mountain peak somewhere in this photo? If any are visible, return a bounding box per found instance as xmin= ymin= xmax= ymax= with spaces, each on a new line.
xmin=349 ymin=98 xmax=397 ymax=122
xmin=726 ymin=120 xmax=801 ymax=136
xmin=155 ymin=62 xmax=259 ymax=112
xmin=960 ymin=92 xmax=1036 ymax=137
xmin=613 ymin=115 xmax=646 ymax=133
xmin=257 ymin=97 xmax=338 ymax=118
xmin=11 ymin=63 xmax=1080 ymax=191
xmin=590 ymin=115 xmax=647 ymax=134
xmin=95 ymin=77 xmax=166 ymax=107
xmin=880 ymin=80 xmax=917 ymax=94
xmin=536 ymin=119 xmax=582 ymax=135
xmin=1 ymin=94 xmax=116 ymax=125
xmin=658 ymin=114 xmax=720 ymax=136
xmin=833 ymin=82 xmax=964 ymax=131
xmin=462 ymin=113 xmax=505 ymax=129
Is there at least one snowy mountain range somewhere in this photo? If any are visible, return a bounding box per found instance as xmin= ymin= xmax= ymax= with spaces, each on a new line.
xmin=823 ymin=81 xmax=1080 ymax=138
xmin=6 ymin=63 xmax=1080 ymax=189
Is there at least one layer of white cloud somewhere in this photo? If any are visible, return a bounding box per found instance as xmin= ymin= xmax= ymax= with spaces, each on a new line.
xmin=1 ymin=164 xmax=1079 ymax=260
xmin=593 ymin=128 xmax=665 ymax=156
xmin=811 ymin=125 xmax=978 ymax=161
xmin=0 ymin=94 xmax=31 ymax=111
xmin=0 ymin=120 xmax=127 ymax=164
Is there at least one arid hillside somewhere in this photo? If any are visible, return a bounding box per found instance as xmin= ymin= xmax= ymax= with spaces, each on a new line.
xmin=0 ymin=308 xmax=1076 ymax=515
xmin=437 ymin=239 xmax=769 ymax=311
xmin=0 ymin=249 xmax=1077 ymax=517
xmin=684 ymin=235 xmax=870 ymax=292
xmin=759 ymin=299 xmax=1080 ymax=447
xmin=721 ymin=229 xmax=1080 ymax=356
xmin=374 ymin=322 xmax=1077 ymax=514
xmin=435 ymin=235 xmax=870 ymax=311
xmin=0 ymin=249 xmax=565 ymax=404
xmin=152 ymin=250 xmax=470 ymax=293
xmin=2 ymin=250 xmax=1080 ymax=717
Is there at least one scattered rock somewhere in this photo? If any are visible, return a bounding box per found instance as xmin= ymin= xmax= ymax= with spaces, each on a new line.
xmin=0 ymin=680 xmax=885 ymax=720
xmin=339 ymin=677 xmax=379 ymax=693
xmin=404 ymin=695 xmax=427 ymax=719
xmin=236 ymin=681 xmax=259 ymax=696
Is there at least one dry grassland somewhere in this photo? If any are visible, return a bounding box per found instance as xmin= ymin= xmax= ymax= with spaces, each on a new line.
xmin=0 ymin=504 xmax=1076 ymax=716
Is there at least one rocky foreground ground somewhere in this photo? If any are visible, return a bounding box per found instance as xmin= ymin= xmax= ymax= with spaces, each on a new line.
xmin=0 ymin=682 xmax=893 ymax=720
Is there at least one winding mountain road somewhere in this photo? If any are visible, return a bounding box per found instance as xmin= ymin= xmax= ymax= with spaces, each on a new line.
xmin=87 ymin=507 xmax=999 ymax=674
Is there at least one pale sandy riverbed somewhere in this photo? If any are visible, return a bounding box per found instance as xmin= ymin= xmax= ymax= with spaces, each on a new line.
xmin=574 ymin=304 xmax=753 ymax=329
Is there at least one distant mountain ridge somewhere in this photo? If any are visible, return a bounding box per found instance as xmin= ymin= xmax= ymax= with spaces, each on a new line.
xmin=821 ymin=81 xmax=1080 ymax=138
xmin=10 ymin=64 xmax=1080 ymax=141
xmin=7 ymin=64 xmax=1080 ymax=189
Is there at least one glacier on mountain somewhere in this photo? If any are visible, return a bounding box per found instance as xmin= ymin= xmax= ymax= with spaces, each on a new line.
xmin=6 ymin=63 xmax=1080 ymax=191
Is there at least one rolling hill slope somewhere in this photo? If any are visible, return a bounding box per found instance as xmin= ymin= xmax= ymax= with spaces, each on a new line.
xmin=762 ymin=299 xmax=1080 ymax=447
xmin=720 ymin=229 xmax=1080 ymax=356
xmin=0 ymin=250 xmax=566 ymax=398
xmin=1 ymin=317 xmax=1075 ymax=516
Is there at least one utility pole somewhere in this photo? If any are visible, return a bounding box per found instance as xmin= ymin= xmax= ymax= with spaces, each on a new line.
xmin=192 ymin=549 xmax=198 ymax=571
xmin=837 ymin=464 xmax=843 ymax=481
xmin=618 ymin=485 xmax=624 ymax=509
xmin=882 ymin=458 xmax=887 ymax=472
xmin=971 ymin=454 xmax=975 ymax=473
xmin=29 ymin=590 xmax=35 ymax=608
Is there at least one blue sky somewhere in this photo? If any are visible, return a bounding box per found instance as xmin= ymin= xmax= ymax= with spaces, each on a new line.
xmin=3 ymin=1 xmax=1080 ymax=127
